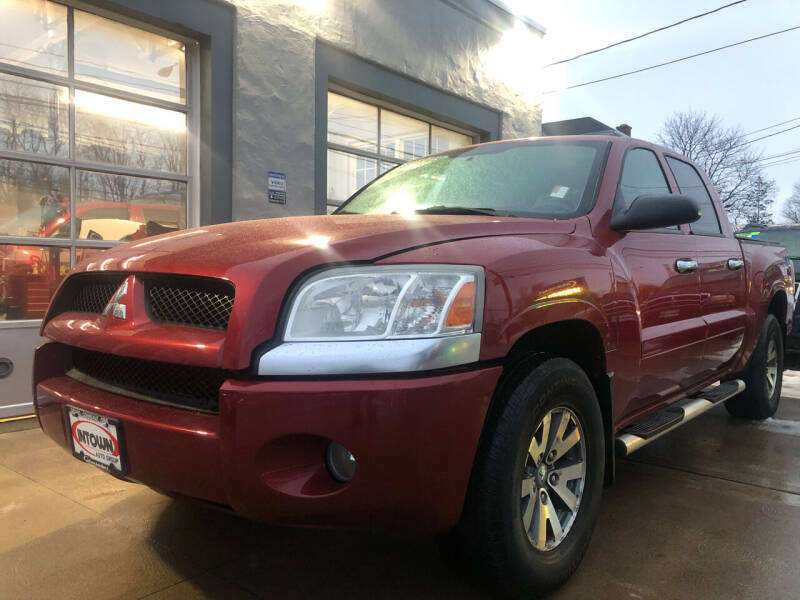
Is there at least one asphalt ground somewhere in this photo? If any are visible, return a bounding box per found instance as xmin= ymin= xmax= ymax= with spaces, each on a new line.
xmin=2 ymin=374 xmax=799 ymax=599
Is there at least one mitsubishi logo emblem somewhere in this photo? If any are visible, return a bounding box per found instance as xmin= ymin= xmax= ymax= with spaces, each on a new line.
xmin=103 ymin=277 xmax=132 ymax=320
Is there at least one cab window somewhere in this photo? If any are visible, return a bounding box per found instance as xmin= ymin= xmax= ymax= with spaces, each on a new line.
xmin=666 ymin=157 xmax=722 ymax=236
xmin=618 ymin=148 xmax=670 ymax=210
xmin=616 ymin=148 xmax=677 ymax=232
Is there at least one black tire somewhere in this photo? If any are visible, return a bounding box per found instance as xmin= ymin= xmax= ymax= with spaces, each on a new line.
xmin=725 ymin=314 xmax=783 ymax=420
xmin=458 ymin=357 xmax=605 ymax=598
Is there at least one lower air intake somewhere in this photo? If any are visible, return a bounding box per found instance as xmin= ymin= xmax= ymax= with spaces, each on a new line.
xmin=69 ymin=346 xmax=229 ymax=413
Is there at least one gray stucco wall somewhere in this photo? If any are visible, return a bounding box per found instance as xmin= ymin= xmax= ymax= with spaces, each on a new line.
xmin=230 ymin=0 xmax=544 ymax=221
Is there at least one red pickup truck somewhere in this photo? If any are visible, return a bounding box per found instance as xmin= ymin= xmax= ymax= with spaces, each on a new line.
xmin=33 ymin=135 xmax=793 ymax=597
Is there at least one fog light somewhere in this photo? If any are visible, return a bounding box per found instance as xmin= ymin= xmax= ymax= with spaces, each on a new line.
xmin=326 ymin=441 xmax=356 ymax=483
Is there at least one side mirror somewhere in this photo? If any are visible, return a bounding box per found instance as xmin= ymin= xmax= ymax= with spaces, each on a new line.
xmin=610 ymin=194 xmax=701 ymax=231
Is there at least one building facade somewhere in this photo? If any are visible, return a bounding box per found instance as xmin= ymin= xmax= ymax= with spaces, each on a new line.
xmin=0 ymin=0 xmax=544 ymax=417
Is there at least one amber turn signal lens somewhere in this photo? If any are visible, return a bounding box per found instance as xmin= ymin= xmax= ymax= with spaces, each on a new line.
xmin=445 ymin=281 xmax=475 ymax=327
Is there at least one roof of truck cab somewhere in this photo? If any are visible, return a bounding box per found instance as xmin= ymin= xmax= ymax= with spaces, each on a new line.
xmin=470 ymin=134 xmax=671 ymax=153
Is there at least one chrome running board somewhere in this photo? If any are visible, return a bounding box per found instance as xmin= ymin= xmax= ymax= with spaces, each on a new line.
xmin=615 ymin=379 xmax=745 ymax=457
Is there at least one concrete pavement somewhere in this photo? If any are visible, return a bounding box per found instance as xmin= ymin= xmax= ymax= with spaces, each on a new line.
xmin=2 ymin=375 xmax=799 ymax=599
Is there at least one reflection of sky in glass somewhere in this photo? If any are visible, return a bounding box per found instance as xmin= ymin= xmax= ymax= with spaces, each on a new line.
xmin=0 ymin=0 xmax=68 ymax=75
xmin=432 ymin=127 xmax=473 ymax=154
xmin=380 ymin=110 xmax=428 ymax=160
xmin=327 ymin=149 xmax=376 ymax=202
xmin=327 ymin=93 xmax=377 ymax=152
xmin=74 ymin=11 xmax=186 ymax=103
xmin=73 ymin=90 xmax=187 ymax=174
xmin=326 ymin=93 xmax=475 ymax=210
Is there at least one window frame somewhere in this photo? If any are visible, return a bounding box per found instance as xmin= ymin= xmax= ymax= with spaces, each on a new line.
xmin=664 ymin=154 xmax=725 ymax=238
xmin=0 ymin=0 xmax=200 ymax=327
xmin=613 ymin=145 xmax=687 ymax=235
xmin=325 ymin=86 xmax=478 ymax=210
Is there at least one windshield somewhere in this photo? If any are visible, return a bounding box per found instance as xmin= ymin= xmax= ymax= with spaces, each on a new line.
xmin=737 ymin=229 xmax=800 ymax=257
xmin=336 ymin=141 xmax=608 ymax=218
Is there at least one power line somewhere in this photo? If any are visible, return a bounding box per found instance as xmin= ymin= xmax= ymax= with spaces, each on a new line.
xmin=757 ymin=148 xmax=800 ymax=162
xmin=762 ymin=154 xmax=800 ymax=166
xmin=762 ymin=156 xmax=800 ymax=168
xmin=745 ymin=116 xmax=800 ymax=136
xmin=734 ymin=124 xmax=800 ymax=148
xmin=545 ymin=0 xmax=748 ymax=67
xmin=761 ymin=154 xmax=800 ymax=167
xmin=543 ymin=25 xmax=800 ymax=94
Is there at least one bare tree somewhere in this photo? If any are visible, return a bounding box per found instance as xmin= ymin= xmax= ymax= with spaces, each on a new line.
xmin=658 ymin=110 xmax=766 ymax=225
xmin=781 ymin=182 xmax=800 ymax=223
xmin=739 ymin=176 xmax=776 ymax=225
xmin=76 ymin=108 xmax=185 ymax=204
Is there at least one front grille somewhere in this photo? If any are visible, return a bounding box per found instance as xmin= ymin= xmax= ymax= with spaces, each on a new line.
xmin=51 ymin=274 xmax=127 ymax=315
xmin=71 ymin=277 xmax=126 ymax=313
xmin=69 ymin=347 xmax=229 ymax=413
xmin=147 ymin=280 xmax=235 ymax=330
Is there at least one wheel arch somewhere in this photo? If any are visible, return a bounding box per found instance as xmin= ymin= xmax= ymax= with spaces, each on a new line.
xmin=767 ymin=289 xmax=788 ymax=342
xmin=471 ymin=319 xmax=615 ymax=507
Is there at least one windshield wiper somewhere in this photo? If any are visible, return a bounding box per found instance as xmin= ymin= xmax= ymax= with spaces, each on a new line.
xmin=413 ymin=205 xmax=511 ymax=217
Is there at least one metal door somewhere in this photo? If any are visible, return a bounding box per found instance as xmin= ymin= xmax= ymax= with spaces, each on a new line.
xmin=0 ymin=323 xmax=44 ymax=418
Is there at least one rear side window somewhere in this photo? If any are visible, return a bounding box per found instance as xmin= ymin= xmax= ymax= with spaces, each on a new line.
xmin=666 ymin=157 xmax=721 ymax=235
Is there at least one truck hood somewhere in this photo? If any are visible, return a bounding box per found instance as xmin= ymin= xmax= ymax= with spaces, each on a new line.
xmin=77 ymin=214 xmax=574 ymax=277
xmin=67 ymin=214 xmax=576 ymax=369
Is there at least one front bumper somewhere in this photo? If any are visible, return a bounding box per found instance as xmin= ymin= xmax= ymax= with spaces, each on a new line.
xmin=34 ymin=342 xmax=501 ymax=533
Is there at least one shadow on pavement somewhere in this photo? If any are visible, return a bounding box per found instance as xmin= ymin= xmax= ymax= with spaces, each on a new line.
xmin=146 ymin=498 xmax=492 ymax=599
xmin=146 ymin=388 xmax=800 ymax=599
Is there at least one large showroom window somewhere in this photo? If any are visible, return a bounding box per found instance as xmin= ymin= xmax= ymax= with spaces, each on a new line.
xmin=0 ymin=0 xmax=197 ymax=321
xmin=326 ymin=90 xmax=475 ymax=212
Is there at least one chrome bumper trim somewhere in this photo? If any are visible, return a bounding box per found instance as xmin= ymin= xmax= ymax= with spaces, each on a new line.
xmin=257 ymin=333 xmax=482 ymax=376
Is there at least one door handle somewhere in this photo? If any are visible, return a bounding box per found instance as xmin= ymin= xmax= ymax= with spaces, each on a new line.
xmin=727 ymin=258 xmax=744 ymax=270
xmin=675 ymin=259 xmax=698 ymax=274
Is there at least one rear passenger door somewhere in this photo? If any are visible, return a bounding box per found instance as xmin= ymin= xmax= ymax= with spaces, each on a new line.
xmin=665 ymin=156 xmax=746 ymax=375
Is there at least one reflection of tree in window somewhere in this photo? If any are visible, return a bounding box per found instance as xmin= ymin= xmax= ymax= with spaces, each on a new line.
xmin=77 ymin=171 xmax=184 ymax=206
xmin=74 ymin=91 xmax=185 ymax=173
xmin=0 ymin=74 xmax=67 ymax=158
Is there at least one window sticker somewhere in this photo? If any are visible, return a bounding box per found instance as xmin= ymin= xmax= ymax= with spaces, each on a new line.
xmin=550 ymin=185 xmax=569 ymax=199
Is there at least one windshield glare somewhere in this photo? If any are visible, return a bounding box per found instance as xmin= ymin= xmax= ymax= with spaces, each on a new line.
xmin=336 ymin=141 xmax=605 ymax=218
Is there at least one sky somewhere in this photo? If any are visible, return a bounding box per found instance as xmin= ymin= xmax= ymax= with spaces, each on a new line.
xmin=506 ymin=0 xmax=798 ymax=221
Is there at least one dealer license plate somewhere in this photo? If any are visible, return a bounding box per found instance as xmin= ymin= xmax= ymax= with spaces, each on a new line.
xmin=67 ymin=407 xmax=127 ymax=476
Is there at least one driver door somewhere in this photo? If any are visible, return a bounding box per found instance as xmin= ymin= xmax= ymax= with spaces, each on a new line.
xmin=611 ymin=148 xmax=706 ymax=416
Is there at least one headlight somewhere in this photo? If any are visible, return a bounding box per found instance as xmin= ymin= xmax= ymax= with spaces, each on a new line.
xmin=284 ymin=265 xmax=483 ymax=341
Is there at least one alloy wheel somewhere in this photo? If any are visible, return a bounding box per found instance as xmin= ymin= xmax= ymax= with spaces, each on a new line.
xmin=520 ymin=406 xmax=587 ymax=551
xmin=766 ymin=337 xmax=778 ymax=398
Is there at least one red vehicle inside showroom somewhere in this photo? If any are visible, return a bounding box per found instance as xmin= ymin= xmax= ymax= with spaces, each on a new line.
xmin=32 ymin=134 xmax=793 ymax=597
